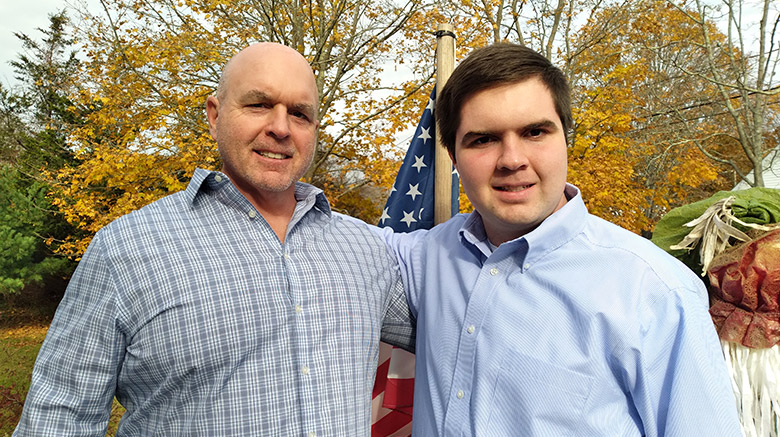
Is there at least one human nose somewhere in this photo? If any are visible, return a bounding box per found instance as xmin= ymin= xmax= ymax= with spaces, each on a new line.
xmin=265 ymin=105 xmax=291 ymax=139
xmin=496 ymin=137 xmax=527 ymax=170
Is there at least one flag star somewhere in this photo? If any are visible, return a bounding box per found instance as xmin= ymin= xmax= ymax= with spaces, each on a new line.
xmin=400 ymin=210 xmax=417 ymax=227
xmin=452 ymin=167 xmax=459 ymax=176
xmin=425 ymin=97 xmax=434 ymax=113
xmin=417 ymin=126 xmax=432 ymax=144
xmin=406 ymin=183 xmax=422 ymax=201
xmin=379 ymin=207 xmax=391 ymax=225
xmin=391 ymin=185 xmax=397 ymax=193
xmin=412 ymin=155 xmax=427 ymax=173
xmin=418 ymin=207 xmax=424 ymax=219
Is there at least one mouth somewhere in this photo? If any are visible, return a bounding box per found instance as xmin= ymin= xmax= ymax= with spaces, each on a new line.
xmin=494 ymin=184 xmax=533 ymax=192
xmin=255 ymin=150 xmax=291 ymax=160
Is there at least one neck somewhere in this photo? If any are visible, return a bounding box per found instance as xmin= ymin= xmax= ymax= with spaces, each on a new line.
xmin=240 ymin=185 xmax=298 ymax=244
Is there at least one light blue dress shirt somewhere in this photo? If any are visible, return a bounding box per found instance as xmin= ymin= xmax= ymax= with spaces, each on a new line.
xmin=384 ymin=185 xmax=741 ymax=436
xmin=14 ymin=168 xmax=413 ymax=436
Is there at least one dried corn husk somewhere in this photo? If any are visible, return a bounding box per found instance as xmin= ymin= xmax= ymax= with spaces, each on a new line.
xmin=670 ymin=196 xmax=775 ymax=275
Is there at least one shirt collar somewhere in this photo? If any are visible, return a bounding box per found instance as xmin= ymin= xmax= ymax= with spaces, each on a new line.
xmin=182 ymin=168 xmax=331 ymax=217
xmin=181 ymin=168 xmax=212 ymax=206
xmin=459 ymin=183 xmax=587 ymax=264
xmin=293 ymin=181 xmax=331 ymax=216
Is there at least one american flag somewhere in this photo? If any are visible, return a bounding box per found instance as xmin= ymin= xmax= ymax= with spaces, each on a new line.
xmin=371 ymin=88 xmax=459 ymax=436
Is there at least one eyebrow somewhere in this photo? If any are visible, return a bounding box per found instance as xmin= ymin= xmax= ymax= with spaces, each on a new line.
xmin=240 ymin=90 xmax=317 ymax=117
xmin=524 ymin=120 xmax=559 ymax=132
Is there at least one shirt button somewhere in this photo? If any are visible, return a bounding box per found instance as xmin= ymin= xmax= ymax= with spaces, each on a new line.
xmin=214 ymin=174 xmax=222 ymax=182
xmin=490 ymin=268 xmax=498 ymax=276
xmin=467 ymin=325 xmax=475 ymax=334
xmin=308 ymin=433 xmax=316 ymax=437
xmin=284 ymin=253 xmax=291 ymax=260
xmin=295 ymin=304 xmax=303 ymax=314
xmin=456 ymin=390 xmax=465 ymax=399
xmin=302 ymin=366 xmax=310 ymax=375
xmin=524 ymin=263 xmax=531 ymax=269
xmin=248 ymin=210 xmax=257 ymax=219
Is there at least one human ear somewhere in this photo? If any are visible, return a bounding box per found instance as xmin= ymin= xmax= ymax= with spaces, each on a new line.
xmin=205 ymin=96 xmax=220 ymax=140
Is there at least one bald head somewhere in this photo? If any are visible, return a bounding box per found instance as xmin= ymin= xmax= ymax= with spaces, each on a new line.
xmin=205 ymin=42 xmax=320 ymax=227
xmin=216 ymin=43 xmax=318 ymax=103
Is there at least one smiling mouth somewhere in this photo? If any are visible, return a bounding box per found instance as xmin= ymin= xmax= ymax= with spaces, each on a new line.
xmin=495 ymin=184 xmax=532 ymax=192
xmin=256 ymin=150 xmax=290 ymax=160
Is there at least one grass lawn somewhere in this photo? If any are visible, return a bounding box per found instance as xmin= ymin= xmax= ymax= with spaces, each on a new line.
xmin=0 ymin=307 xmax=125 ymax=436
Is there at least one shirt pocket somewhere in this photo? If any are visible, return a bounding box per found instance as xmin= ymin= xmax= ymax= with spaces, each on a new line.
xmin=486 ymin=348 xmax=593 ymax=436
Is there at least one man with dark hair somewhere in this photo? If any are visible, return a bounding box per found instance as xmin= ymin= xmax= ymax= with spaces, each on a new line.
xmin=383 ymin=43 xmax=741 ymax=435
xmin=436 ymin=43 xmax=573 ymax=157
xmin=14 ymin=43 xmax=413 ymax=436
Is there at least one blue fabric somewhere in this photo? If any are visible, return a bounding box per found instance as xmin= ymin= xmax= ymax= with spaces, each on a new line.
xmin=379 ymin=87 xmax=458 ymax=231
xmin=15 ymin=168 xmax=413 ymax=436
xmin=383 ymin=184 xmax=741 ymax=436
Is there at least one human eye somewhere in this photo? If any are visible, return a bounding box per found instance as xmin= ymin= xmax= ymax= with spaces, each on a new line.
xmin=291 ymin=110 xmax=309 ymax=121
xmin=524 ymin=121 xmax=557 ymax=139
xmin=290 ymin=104 xmax=316 ymax=123
xmin=468 ymin=135 xmax=494 ymax=147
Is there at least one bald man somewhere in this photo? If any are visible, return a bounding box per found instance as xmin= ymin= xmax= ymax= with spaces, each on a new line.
xmin=14 ymin=43 xmax=413 ymax=436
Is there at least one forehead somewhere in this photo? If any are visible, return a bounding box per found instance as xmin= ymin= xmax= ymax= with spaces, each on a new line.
xmin=223 ymin=49 xmax=318 ymax=105
xmin=465 ymin=78 xmax=554 ymax=108
xmin=457 ymin=78 xmax=560 ymax=131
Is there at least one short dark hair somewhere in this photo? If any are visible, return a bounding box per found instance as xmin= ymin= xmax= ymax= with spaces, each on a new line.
xmin=436 ymin=42 xmax=572 ymax=160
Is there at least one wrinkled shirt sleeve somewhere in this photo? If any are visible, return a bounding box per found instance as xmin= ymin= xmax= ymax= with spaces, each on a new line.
xmin=14 ymin=232 xmax=126 ymax=437
xmin=379 ymin=278 xmax=416 ymax=353
xmin=370 ymin=225 xmax=428 ymax=321
xmin=630 ymin=282 xmax=741 ymax=436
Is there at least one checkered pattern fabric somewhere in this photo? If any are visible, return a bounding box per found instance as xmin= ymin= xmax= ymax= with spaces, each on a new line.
xmin=15 ymin=168 xmax=413 ymax=436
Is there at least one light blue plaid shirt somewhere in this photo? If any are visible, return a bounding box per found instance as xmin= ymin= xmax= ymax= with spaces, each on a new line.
xmin=15 ymin=168 xmax=413 ymax=436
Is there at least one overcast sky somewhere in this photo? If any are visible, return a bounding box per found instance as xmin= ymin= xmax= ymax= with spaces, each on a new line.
xmin=1 ymin=1 xmax=772 ymax=90
xmin=0 ymin=0 xmax=90 ymax=88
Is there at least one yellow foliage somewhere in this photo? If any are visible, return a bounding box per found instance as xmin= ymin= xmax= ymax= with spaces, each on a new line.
xmin=48 ymin=0 xmax=750 ymax=258
xmin=52 ymin=0 xmax=452 ymax=257
xmin=567 ymin=0 xmax=732 ymax=233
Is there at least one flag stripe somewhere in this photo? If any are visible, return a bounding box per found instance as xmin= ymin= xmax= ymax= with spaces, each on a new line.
xmin=372 ymin=410 xmax=414 ymax=436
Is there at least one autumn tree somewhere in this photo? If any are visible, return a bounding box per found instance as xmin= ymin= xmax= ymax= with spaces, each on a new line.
xmin=564 ymin=0 xmax=740 ymax=232
xmin=53 ymin=0 xmax=771 ymax=254
xmin=50 ymin=0 xmax=446 ymax=257
xmin=565 ymin=3 xmax=658 ymax=232
xmin=660 ymin=0 xmax=780 ymax=187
